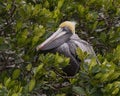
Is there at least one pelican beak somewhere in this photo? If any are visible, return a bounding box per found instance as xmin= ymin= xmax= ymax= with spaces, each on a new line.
xmin=36 ymin=28 xmax=72 ymax=51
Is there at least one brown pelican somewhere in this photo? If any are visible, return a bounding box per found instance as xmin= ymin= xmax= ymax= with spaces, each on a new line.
xmin=36 ymin=21 xmax=98 ymax=76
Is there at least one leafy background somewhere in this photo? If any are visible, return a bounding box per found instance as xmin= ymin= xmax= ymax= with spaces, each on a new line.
xmin=0 ymin=0 xmax=120 ymax=96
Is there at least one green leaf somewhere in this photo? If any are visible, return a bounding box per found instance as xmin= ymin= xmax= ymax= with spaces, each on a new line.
xmin=17 ymin=29 xmax=29 ymax=46
xmin=0 ymin=37 xmax=4 ymax=44
xmin=12 ymin=93 xmax=19 ymax=96
xmin=26 ymin=64 xmax=32 ymax=71
xmin=0 ymin=83 xmax=2 ymax=89
xmin=32 ymin=5 xmax=40 ymax=16
xmin=12 ymin=69 xmax=21 ymax=79
xmin=57 ymin=0 xmax=64 ymax=9
xmin=112 ymin=88 xmax=119 ymax=95
xmin=100 ymin=73 xmax=110 ymax=82
xmin=6 ymin=3 xmax=11 ymax=11
xmin=53 ymin=9 xmax=60 ymax=19
xmin=56 ymin=94 xmax=66 ymax=96
xmin=72 ymin=86 xmax=85 ymax=95
xmin=32 ymin=25 xmax=45 ymax=46
xmin=28 ymin=78 xmax=36 ymax=92
xmin=114 ymin=45 xmax=120 ymax=60
xmin=89 ymin=58 xmax=97 ymax=72
xmin=100 ymin=32 xmax=106 ymax=42
xmin=76 ymin=48 xmax=86 ymax=61
xmin=78 ymin=5 xmax=85 ymax=16
xmin=4 ymin=78 xmax=11 ymax=88
xmin=92 ymin=21 xmax=98 ymax=32
xmin=34 ymin=64 xmax=44 ymax=76
xmin=16 ymin=21 xmax=22 ymax=31
xmin=94 ymin=73 xmax=102 ymax=79
xmin=49 ymin=70 xmax=56 ymax=78
xmin=110 ymin=72 xmax=120 ymax=80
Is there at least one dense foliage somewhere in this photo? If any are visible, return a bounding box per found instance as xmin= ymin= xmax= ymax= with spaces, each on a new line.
xmin=0 ymin=0 xmax=120 ymax=96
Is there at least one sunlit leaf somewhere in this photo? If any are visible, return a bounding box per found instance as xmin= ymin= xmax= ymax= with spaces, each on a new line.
xmin=112 ymin=88 xmax=119 ymax=95
xmin=76 ymin=48 xmax=86 ymax=61
xmin=28 ymin=78 xmax=36 ymax=92
xmin=4 ymin=78 xmax=11 ymax=88
xmin=12 ymin=93 xmax=19 ymax=96
xmin=12 ymin=69 xmax=21 ymax=79
xmin=26 ymin=64 xmax=32 ymax=71
xmin=34 ymin=64 xmax=44 ymax=76
xmin=57 ymin=0 xmax=64 ymax=9
xmin=32 ymin=5 xmax=40 ymax=16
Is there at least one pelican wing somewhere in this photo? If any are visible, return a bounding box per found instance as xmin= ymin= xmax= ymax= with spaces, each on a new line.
xmin=70 ymin=34 xmax=96 ymax=56
xmin=70 ymin=34 xmax=100 ymax=64
xmin=55 ymin=43 xmax=80 ymax=76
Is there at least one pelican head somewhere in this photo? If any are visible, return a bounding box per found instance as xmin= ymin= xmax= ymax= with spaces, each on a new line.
xmin=36 ymin=21 xmax=76 ymax=51
xmin=59 ymin=21 xmax=76 ymax=33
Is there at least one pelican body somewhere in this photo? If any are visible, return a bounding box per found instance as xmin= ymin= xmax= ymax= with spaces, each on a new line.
xmin=36 ymin=21 xmax=97 ymax=76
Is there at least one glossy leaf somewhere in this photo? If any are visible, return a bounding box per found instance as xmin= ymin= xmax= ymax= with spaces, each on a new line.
xmin=12 ymin=69 xmax=21 ymax=79
xmin=28 ymin=78 xmax=36 ymax=92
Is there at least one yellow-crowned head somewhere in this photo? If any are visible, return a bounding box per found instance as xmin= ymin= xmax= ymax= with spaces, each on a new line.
xmin=59 ymin=21 xmax=76 ymax=34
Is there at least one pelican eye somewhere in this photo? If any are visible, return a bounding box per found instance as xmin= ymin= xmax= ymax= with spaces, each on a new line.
xmin=62 ymin=27 xmax=71 ymax=33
